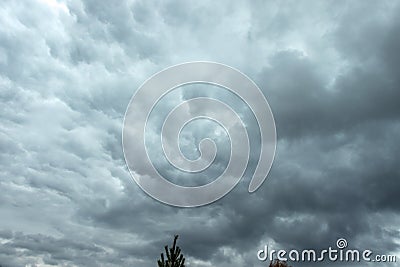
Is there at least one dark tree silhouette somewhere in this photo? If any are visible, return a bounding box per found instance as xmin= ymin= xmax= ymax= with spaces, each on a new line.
xmin=269 ymin=259 xmax=292 ymax=267
xmin=157 ymin=235 xmax=185 ymax=267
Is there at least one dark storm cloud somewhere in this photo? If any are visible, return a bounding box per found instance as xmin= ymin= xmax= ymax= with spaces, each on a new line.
xmin=0 ymin=0 xmax=399 ymax=267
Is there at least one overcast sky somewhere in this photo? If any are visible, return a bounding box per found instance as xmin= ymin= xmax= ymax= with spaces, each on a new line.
xmin=1 ymin=0 xmax=400 ymax=266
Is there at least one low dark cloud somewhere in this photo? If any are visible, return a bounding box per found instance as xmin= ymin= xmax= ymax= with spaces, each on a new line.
xmin=0 ymin=0 xmax=399 ymax=266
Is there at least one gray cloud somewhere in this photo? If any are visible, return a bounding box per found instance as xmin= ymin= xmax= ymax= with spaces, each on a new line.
xmin=0 ymin=0 xmax=399 ymax=266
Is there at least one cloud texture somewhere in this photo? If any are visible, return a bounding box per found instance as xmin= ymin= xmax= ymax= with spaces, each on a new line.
xmin=0 ymin=0 xmax=399 ymax=266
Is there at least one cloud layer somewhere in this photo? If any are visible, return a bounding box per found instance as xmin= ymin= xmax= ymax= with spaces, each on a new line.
xmin=0 ymin=0 xmax=399 ymax=266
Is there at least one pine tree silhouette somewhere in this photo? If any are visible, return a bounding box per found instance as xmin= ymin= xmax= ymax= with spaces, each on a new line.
xmin=269 ymin=259 xmax=292 ymax=267
xmin=157 ymin=235 xmax=185 ymax=267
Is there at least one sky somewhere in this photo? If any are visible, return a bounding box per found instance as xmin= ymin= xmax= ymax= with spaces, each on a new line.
xmin=0 ymin=0 xmax=400 ymax=266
